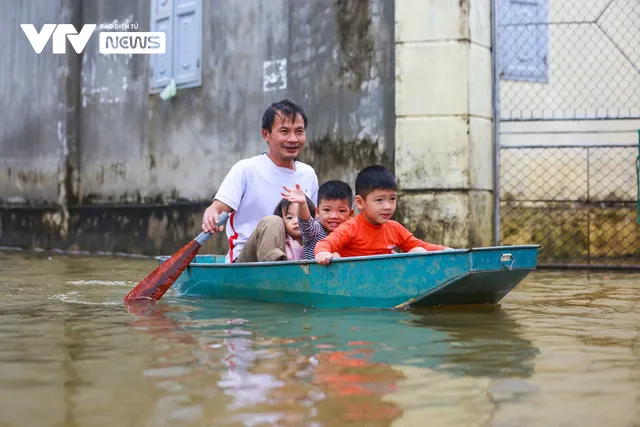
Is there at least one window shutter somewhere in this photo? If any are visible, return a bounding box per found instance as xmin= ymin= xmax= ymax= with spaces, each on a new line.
xmin=172 ymin=0 xmax=202 ymax=88
xmin=150 ymin=0 xmax=174 ymax=90
xmin=499 ymin=0 xmax=549 ymax=83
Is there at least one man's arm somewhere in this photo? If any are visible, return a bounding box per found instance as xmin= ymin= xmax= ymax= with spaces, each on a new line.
xmin=202 ymin=161 xmax=246 ymax=234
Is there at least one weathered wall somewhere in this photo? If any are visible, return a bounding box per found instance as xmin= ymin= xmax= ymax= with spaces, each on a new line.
xmin=0 ymin=0 xmax=69 ymax=205
xmin=0 ymin=201 xmax=228 ymax=255
xmin=80 ymin=0 xmax=152 ymax=203
xmin=0 ymin=0 xmax=395 ymax=254
xmin=78 ymin=0 xmax=394 ymax=204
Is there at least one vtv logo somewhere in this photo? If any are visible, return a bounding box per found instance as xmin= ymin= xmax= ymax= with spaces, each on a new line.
xmin=20 ymin=24 xmax=97 ymax=54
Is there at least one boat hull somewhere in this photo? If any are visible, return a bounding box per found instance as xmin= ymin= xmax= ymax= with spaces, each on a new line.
xmin=157 ymin=245 xmax=539 ymax=309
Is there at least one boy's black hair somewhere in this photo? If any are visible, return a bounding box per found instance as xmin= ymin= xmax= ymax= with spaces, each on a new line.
xmin=318 ymin=180 xmax=353 ymax=206
xmin=273 ymin=196 xmax=316 ymax=219
xmin=262 ymin=99 xmax=308 ymax=132
xmin=355 ymin=165 xmax=396 ymax=198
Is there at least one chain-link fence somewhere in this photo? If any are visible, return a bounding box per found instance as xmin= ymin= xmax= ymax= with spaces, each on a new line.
xmin=496 ymin=0 xmax=640 ymax=267
xmin=498 ymin=0 xmax=640 ymax=120
xmin=500 ymin=144 xmax=639 ymax=268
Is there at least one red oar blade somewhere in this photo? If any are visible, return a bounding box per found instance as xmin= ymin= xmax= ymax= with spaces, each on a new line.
xmin=124 ymin=212 xmax=229 ymax=303
xmin=123 ymin=240 xmax=202 ymax=302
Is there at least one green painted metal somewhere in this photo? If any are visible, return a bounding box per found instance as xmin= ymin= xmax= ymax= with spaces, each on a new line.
xmin=156 ymin=245 xmax=540 ymax=309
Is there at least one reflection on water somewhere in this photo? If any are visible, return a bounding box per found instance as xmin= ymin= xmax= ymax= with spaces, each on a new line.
xmin=0 ymin=251 xmax=638 ymax=426
xmin=132 ymin=300 xmax=540 ymax=426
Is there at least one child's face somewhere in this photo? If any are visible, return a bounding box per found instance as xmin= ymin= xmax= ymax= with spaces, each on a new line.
xmin=283 ymin=205 xmax=301 ymax=239
xmin=355 ymin=189 xmax=397 ymax=225
xmin=315 ymin=198 xmax=353 ymax=232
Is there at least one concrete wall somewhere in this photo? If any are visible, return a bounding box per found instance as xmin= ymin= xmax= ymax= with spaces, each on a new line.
xmin=0 ymin=0 xmax=395 ymax=254
xmin=0 ymin=0 xmax=71 ymax=205
xmin=78 ymin=0 xmax=395 ymax=204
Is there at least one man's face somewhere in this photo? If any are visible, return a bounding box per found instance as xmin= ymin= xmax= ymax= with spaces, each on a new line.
xmin=262 ymin=112 xmax=306 ymax=167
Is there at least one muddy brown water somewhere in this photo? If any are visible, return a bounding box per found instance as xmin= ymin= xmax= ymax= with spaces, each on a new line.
xmin=0 ymin=250 xmax=638 ymax=426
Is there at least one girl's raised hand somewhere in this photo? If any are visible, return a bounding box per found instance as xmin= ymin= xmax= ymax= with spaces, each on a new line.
xmin=281 ymin=184 xmax=307 ymax=204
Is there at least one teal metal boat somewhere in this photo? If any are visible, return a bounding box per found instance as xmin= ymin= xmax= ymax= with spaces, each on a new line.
xmin=156 ymin=245 xmax=539 ymax=309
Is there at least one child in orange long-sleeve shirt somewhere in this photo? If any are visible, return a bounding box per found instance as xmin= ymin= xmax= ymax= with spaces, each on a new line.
xmin=314 ymin=165 xmax=449 ymax=265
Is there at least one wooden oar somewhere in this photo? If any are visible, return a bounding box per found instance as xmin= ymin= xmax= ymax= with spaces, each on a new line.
xmin=123 ymin=212 xmax=229 ymax=302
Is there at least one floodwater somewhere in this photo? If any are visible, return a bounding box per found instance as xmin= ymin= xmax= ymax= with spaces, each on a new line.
xmin=0 ymin=250 xmax=639 ymax=427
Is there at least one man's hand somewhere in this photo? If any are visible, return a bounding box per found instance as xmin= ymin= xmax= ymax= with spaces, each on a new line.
xmin=315 ymin=251 xmax=334 ymax=265
xmin=202 ymin=201 xmax=231 ymax=234
xmin=281 ymin=184 xmax=307 ymax=205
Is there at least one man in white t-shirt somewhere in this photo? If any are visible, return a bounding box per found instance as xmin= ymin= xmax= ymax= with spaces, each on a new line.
xmin=201 ymin=100 xmax=319 ymax=263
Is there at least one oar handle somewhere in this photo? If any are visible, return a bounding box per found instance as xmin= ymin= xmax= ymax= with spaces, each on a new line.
xmin=195 ymin=211 xmax=230 ymax=245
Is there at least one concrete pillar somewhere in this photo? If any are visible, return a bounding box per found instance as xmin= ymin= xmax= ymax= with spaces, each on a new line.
xmin=394 ymin=0 xmax=494 ymax=248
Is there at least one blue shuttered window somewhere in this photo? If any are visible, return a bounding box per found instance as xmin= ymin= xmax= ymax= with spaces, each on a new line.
xmin=150 ymin=0 xmax=202 ymax=92
xmin=150 ymin=0 xmax=173 ymax=89
xmin=499 ymin=0 xmax=549 ymax=83
xmin=173 ymin=0 xmax=202 ymax=87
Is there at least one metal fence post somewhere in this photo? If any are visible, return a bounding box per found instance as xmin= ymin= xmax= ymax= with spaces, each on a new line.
xmin=492 ymin=0 xmax=501 ymax=246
